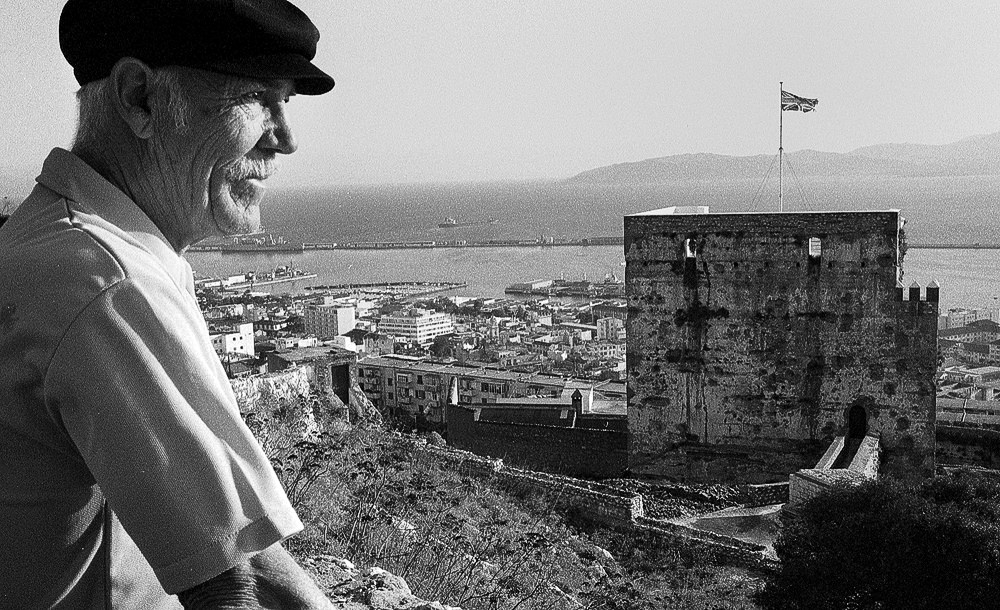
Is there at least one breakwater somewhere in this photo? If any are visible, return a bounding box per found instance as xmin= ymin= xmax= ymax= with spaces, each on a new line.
xmin=188 ymin=235 xmax=624 ymax=253
xmin=304 ymin=281 xmax=467 ymax=298
xmin=908 ymin=243 xmax=1000 ymax=249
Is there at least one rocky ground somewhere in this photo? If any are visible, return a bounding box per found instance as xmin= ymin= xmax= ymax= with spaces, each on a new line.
xmin=300 ymin=555 xmax=462 ymax=610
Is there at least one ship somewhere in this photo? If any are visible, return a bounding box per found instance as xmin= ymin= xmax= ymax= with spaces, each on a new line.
xmin=219 ymin=231 xmax=304 ymax=252
xmin=438 ymin=216 xmax=499 ymax=228
xmin=215 ymin=263 xmax=317 ymax=290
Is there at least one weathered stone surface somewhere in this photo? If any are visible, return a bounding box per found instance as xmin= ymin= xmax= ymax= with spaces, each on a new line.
xmin=626 ymin=211 xmax=938 ymax=482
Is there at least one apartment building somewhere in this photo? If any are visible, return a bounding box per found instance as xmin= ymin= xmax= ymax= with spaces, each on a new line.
xmin=355 ymin=355 xmax=628 ymax=422
xmin=596 ymin=317 xmax=625 ymax=341
xmin=945 ymin=307 xmax=998 ymax=329
xmin=303 ymin=300 xmax=356 ymax=339
xmin=938 ymin=319 xmax=1000 ymax=343
xmin=583 ymin=340 xmax=625 ymax=360
xmin=378 ymin=308 xmax=454 ymax=346
xmin=209 ymin=322 xmax=255 ymax=357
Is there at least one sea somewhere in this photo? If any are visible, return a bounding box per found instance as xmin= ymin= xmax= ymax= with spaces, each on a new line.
xmin=186 ymin=179 xmax=1000 ymax=311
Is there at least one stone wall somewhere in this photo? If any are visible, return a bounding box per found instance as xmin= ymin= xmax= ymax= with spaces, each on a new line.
xmin=446 ymin=404 xmax=628 ymax=478
xmin=625 ymin=211 xmax=938 ymax=482
xmin=936 ymin=425 xmax=1000 ymax=469
xmin=424 ymin=444 xmax=642 ymax=527
xmin=738 ymin=482 xmax=790 ymax=507
xmin=417 ymin=441 xmax=776 ymax=573
xmin=788 ymin=468 xmax=868 ymax=505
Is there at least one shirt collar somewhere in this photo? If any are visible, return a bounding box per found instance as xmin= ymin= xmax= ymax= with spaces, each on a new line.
xmin=35 ymin=148 xmax=195 ymax=296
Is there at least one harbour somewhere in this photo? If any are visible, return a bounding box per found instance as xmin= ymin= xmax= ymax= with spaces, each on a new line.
xmin=188 ymin=235 xmax=624 ymax=253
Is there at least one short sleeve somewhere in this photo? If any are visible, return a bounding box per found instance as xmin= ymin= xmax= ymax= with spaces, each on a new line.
xmin=46 ymin=276 xmax=302 ymax=594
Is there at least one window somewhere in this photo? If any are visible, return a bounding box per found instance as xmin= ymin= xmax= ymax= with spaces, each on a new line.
xmin=684 ymin=238 xmax=697 ymax=259
xmin=417 ymin=390 xmax=425 ymax=399
xmin=417 ymin=375 xmax=423 ymax=384
xmin=808 ymin=237 xmax=822 ymax=258
xmin=481 ymin=381 xmax=504 ymax=394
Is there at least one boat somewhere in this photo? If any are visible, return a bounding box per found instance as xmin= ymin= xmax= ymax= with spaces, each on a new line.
xmin=438 ymin=216 xmax=499 ymax=228
xmin=219 ymin=264 xmax=317 ymax=290
xmin=217 ymin=230 xmax=304 ymax=252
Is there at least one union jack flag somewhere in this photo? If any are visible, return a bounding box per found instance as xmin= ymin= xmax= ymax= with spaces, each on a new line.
xmin=781 ymin=90 xmax=818 ymax=112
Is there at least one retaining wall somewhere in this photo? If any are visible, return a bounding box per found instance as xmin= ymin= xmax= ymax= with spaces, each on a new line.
xmin=446 ymin=404 xmax=628 ymax=478
xmin=425 ymin=444 xmax=642 ymax=527
xmin=420 ymin=441 xmax=776 ymax=572
xmin=936 ymin=425 xmax=1000 ymax=469
xmin=739 ymin=482 xmax=790 ymax=507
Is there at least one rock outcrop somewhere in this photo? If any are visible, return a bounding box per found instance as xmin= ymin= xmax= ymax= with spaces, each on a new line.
xmin=300 ymin=556 xmax=461 ymax=610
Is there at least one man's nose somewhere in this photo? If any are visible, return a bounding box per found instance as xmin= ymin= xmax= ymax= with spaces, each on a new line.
xmin=261 ymin=101 xmax=298 ymax=155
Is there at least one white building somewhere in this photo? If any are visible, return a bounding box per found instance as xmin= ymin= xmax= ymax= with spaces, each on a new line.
xmin=946 ymin=307 xmax=999 ymax=329
xmin=273 ymin=336 xmax=319 ymax=350
xmin=303 ymin=299 xmax=357 ymax=339
xmin=378 ymin=308 xmax=454 ymax=346
xmin=209 ymin=322 xmax=255 ymax=357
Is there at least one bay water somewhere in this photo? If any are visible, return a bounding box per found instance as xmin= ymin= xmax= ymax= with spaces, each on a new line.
xmin=186 ymin=180 xmax=1000 ymax=310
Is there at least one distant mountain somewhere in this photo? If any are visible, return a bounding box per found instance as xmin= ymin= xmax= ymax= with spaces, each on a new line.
xmin=566 ymin=131 xmax=1000 ymax=184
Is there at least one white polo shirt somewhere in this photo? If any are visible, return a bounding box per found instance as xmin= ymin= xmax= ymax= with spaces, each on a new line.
xmin=0 ymin=149 xmax=302 ymax=608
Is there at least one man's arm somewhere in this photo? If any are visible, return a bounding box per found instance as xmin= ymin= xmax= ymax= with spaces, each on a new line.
xmin=178 ymin=542 xmax=333 ymax=609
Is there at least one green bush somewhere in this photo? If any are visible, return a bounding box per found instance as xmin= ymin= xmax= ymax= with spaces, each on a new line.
xmin=760 ymin=471 xmax=1000 ymax=610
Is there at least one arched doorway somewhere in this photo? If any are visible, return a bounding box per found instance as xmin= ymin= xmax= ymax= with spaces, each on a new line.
xmin=848 ymin=405 xmax=868 ymax=439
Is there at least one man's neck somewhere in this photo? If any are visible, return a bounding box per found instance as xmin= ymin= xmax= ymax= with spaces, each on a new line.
xmin=71 ymin=140 xmax=199 ymax=253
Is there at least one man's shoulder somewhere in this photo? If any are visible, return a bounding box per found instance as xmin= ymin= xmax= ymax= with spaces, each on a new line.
xmin=2 ymin=187 xmax=126 ymax=290
xmin=0 ymin=185 xmax=177 ymax=310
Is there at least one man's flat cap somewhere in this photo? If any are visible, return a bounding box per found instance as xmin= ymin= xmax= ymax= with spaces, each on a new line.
xmin=60 ymin=0 xmax=334 ymax=95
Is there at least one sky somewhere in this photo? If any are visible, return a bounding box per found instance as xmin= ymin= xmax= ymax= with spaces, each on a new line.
xmin=3 ymin=1 xmax=1000 ymax=191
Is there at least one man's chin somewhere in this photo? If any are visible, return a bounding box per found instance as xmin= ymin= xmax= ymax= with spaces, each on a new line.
xmin=215 ymin=203 xmax=262 ymax=237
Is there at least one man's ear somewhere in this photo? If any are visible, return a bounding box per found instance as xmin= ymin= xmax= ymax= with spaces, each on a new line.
xmin=108 ymin=57 xmax=156 ymax=139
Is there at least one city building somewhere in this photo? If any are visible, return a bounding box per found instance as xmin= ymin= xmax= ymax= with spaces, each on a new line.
xmin=938 ymin=319 xmax=1000 ymax=343
xmin=266 ymin=345 xmax=357 ymax=406
xmin=209 ymin=322 xmax=255 ymax=357
xmin=356 ymin=354 xmax=625 ymax=423
xmin=944 ymin=307 xmax=998 ymax=329
xmin=591 ymin=300 xmax=626 ymax=321
xmin=583 ymin=340 xmax=625 ymax=360
xmin=597 ymin=317 xmax=625 ymax=341
xmin=626 ymin=208 xmax=938 ymax=482
xmin=256 ymin=316 xmax=292 ymax=336
xmin=303 ymin=298 xmax=356 ymax=339
xmin=378 ymin=308 xmax=454 ymax=346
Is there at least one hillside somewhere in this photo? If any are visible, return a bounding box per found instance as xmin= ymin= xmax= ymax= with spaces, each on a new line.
xmin=567 ymin=131 xmax=1000 ymax=184
xmin=240 ymin=387 xmax=766 ymax=609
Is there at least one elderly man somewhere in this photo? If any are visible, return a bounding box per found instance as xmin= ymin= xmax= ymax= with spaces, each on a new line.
xmin=0 ymin=0 xmax=337 ymax=607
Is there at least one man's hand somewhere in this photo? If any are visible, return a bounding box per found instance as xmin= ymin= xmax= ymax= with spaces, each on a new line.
xmin=177 ymin=543 xmax=334 ymax=609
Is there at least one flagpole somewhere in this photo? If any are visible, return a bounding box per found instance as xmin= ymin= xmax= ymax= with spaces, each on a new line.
xmin=779 ymin=81 xmax=783 ymax=213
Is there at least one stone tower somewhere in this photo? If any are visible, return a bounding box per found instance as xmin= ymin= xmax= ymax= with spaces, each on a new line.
xmin=625 ymin=208 xmax=937 ymax=482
